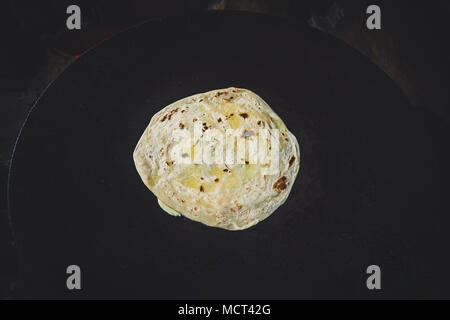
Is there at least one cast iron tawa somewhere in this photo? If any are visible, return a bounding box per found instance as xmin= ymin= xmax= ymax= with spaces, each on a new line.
xmin=8 ymin=11 xmax=450 ymax=298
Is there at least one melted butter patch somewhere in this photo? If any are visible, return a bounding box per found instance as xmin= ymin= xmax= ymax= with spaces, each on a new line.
xmin=181 ymin=175 xmax=200 ymax=189
xmin=220 ymin=174 xmax=240 ymax=191
xmin=179 ymin=165 xmax=203 ymax=189
xmin=181 ymin=166 xmax=228 ymax=193
xmin=203 ymin=181 xmax=219 ymax=193
xmin=147 ymin=174 xmax=160 ymax=187
xmin=219 ymin=102 xmax=242 ymax=129
xmin=218 ymin=164 xmax=260 ymax=192
xmin=241 ymin=164 xmax=259 ymax=178
xmin=227 ymin=114 xmax=241 ymax=130
xmin=208 ymin=166 xmax=227 ymax=179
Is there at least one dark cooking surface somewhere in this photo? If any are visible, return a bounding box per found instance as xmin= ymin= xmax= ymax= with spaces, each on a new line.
xmin=8 ymin=11 xmax=450 ymax=299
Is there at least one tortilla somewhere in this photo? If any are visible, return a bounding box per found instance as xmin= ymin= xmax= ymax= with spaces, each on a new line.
xmin=133 ymin=88 xmax=300 ymax=230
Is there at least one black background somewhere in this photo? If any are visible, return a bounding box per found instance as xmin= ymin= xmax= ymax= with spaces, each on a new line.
xmin=1 ymin=1 xmax=450 ymax=300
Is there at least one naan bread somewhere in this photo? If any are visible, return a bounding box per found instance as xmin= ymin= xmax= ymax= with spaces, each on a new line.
xmin=134 ymin=88 xmax=300 ymax=230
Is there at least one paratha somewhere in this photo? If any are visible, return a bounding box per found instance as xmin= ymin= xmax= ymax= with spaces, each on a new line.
xmin=133 ymin=88 xmax=300 ymax=230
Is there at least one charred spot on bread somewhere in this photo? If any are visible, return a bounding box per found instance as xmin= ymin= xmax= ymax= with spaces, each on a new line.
xmin=273 ymin=176 xmax=288 ymax=193
xmin=162 ymin=108 xmax=180 ymax=122
xmin=289 ymin=156 xmax=296 ymax=168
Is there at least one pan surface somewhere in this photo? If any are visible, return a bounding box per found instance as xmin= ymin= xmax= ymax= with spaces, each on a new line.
xmin=8 ymin=11 xmax=450 ymax=298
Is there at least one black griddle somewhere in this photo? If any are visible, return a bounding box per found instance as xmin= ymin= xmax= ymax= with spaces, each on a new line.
xmin=8 ymin=11 xmax=450 ymax=299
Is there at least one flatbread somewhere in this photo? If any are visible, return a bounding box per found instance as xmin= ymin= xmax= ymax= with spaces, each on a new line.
xmin=134 ymin=88 xmax=300 ymax=230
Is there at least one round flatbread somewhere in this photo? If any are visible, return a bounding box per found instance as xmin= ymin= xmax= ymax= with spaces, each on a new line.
xmin=134 ymin=88 xmax=300 ymax=230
